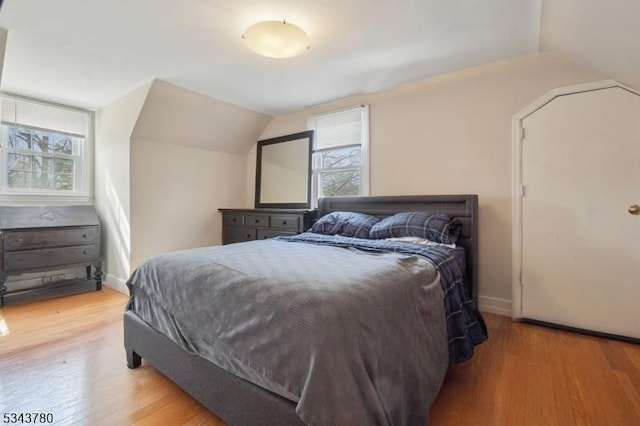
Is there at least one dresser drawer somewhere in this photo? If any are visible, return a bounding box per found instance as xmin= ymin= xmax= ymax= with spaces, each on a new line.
xmin=270 ymin=215 xmax=300 ymax=231
xmin=5 ymin=244 xmax=99 ymax=271
xmin=4 ymin=226 xmax=99 ymax=250
xmin=223 ymin=214 xmax=244 ymax=227
xmin=245 ymin=215 xmax=269 ymax=228
xmin=257 ymin=229 xmax=297 ymax=240
xmin=224 ymin=227 xmax=257 ymax=244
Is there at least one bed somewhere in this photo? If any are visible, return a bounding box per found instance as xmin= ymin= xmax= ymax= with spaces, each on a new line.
xmin=124 ymin=194 xmax=487 ymax=425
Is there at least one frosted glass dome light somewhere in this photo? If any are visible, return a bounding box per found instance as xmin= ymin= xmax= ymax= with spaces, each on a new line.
xmin=242 ymin=20 xmax=310 ymax=59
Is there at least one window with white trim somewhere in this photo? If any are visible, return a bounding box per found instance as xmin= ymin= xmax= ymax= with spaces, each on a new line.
xmin=0 ymin=95 xmax=92 ymax=199
xmin=308 ymin=105 xmax=369 ymax=205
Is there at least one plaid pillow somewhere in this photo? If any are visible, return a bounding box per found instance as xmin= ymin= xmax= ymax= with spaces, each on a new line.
xmin=369 ymin=211 xmax=461 ymax=244
xmin=310 ymin=211 xmax=380 ymax=239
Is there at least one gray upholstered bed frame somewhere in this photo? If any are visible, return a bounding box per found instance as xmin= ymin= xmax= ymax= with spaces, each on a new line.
xmin=124 ymin=194 xmax=478 ymax=425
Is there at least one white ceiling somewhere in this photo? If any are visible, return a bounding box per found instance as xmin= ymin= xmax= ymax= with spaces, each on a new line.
xmin=0 ymin=0 xmax=541 ymax=115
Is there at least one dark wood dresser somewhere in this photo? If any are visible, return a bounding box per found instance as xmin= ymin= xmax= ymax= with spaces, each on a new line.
xmin=219 ymin=208 xmax=317 ymax=244
xmin=0 ymin=205 xmax=102 ymax=306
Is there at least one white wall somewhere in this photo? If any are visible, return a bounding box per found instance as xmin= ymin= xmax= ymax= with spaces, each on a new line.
xmin=254 ymin=53 xmax=603 ymax=313
xmin=95 ymin=82 xmax=151 ymax=291
xmin=540 ymin=0 xmax=640 ymax=91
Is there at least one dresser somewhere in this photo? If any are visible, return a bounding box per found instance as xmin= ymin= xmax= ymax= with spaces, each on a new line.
xmin=0 ymin=205 xmax=102 ymax=306
xmin=219 ymin=208 xmax=317 ymax=244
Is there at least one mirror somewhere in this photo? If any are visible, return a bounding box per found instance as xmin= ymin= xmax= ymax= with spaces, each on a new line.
xmin=255 ymin=131 xmax=313 ymax=209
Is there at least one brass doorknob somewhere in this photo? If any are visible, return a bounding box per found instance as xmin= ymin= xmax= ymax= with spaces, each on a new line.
xmin=629 ymin=204 xmax=640 ymax=215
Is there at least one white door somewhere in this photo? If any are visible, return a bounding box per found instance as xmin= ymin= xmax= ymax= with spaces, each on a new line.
xmin=521 ymin=86 xmax=640 ymax=339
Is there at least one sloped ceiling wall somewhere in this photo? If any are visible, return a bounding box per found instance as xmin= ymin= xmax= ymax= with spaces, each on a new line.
xmin=131 ymin=79 xmax=271 ymax=153
xmin=540 ymin=0 xmax=640 ymax=91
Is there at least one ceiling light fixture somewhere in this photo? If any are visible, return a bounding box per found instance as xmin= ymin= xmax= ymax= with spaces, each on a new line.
xmin=242 ymin=20 xmax=310 ymax=59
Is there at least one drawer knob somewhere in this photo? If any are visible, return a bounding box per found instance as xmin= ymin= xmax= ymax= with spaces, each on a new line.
xmin=247 ymin=233 xmax=252 ymax=238
xmin=255 ymin=219 xmax=260 ymax=223
xmin=282 ymin=220 xmax=287 ymax=225
xmin=232 ymin=218 xmax=237 ymax=222
xmin=83 ymin=234 xmax=87 ymax=238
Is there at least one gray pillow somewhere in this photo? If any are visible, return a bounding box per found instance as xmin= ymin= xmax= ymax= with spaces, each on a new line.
xmin=310 ymin=211 xmax=380 ymax=239
xmin=369 ymin=211 xmax=461 ymax=245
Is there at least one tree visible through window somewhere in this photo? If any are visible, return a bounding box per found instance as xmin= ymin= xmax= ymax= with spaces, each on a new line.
xmin=5 ymin=125 xmax=81 ymax=191
xmin=318 ymin=145 xmax=361 ymax=196
xmin=0 ymin=95 xmax=90 ymax=197
xmin=308 ymin=106 xmax=369 ymax=202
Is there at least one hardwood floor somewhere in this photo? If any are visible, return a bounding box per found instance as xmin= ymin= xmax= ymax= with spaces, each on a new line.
xmin=0 ymin=289 xmax=224 ymax=426
xmin=429 ymin=312 xmax=640 ymax=426
xmin=1 ymin=288 xmax=638 ymax=425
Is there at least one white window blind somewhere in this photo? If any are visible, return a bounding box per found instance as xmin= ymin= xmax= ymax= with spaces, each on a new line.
xmin=312 ymin=107 xmax=365 ymax=151
xmin=308 ymin=105 xmax=369 ymax=203
xmin=1 ymin=98 xmax=89 ymax=136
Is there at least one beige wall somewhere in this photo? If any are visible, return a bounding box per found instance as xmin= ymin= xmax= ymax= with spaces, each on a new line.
xmin=94 ymin=82 xmax=151 ymax=290
xmin=96 ymin=79 xmax=270 ymax=289
xmin=254 ymin=53 xmax=603 ymax=310
xmin=128 ymin=80 xmax=271 ymax=273
xmin=540 ymin=0 xmax=640 ymax=92
xmin=130 ymin=139 xmax=248 ymax=270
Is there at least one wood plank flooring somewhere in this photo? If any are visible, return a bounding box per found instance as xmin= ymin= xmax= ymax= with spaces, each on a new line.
xmin=0 ymin=288 xmax=638 ymax=425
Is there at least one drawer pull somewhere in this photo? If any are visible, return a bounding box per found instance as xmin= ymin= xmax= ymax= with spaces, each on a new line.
xmin=282 ymin=220 xmax=287 ymax=225
xmin=83 ymin=233 xmax=87 ymax=238
xmin=255 ymin=219 xmax=260 ymax=223
xmin=247 ymin=233 xmax=252 ymax=238
xmin=232 ymin=218 xmax=237 ymax=222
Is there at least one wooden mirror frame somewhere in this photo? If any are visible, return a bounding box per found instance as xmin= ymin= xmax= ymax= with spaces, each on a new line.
xmin=255 ymin=131 xmax=313 ymax=209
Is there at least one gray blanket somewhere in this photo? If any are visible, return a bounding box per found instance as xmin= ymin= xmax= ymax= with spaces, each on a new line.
xmin=127 ymin=239 xmax=449 ymax=425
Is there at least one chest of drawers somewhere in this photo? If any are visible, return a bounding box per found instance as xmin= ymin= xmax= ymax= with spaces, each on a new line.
xmin=219 ymin=208 xmax=317 ymax=244
xmin=0 ymin=205 xmax=102 ymax=306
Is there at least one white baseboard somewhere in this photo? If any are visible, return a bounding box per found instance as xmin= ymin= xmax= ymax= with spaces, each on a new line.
xmin=103 ymin=273 xmax=129 ymax=295
xmin=477 ymin=295 xmax=512 ymax=317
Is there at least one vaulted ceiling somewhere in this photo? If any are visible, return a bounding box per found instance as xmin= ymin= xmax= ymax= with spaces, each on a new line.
xmin=0 ymin=0 xmax=541 ymax=115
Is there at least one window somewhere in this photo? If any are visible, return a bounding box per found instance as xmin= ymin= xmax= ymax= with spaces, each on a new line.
xmin=0 ymin=95 xmax=92 ymax=200
xmin=308 ymin=105 xmax=369 ymax=204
